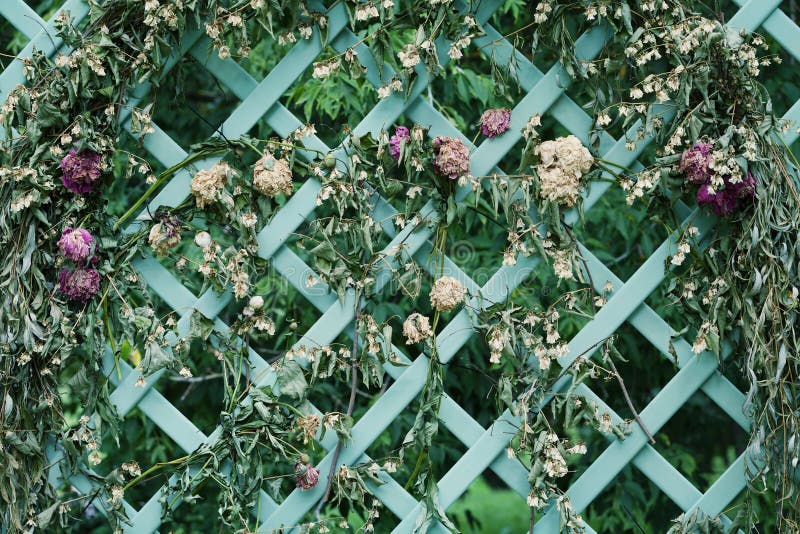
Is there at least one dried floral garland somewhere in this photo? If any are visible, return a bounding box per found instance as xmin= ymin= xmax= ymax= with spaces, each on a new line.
xmin=1 ymin=0 xmax=799 ymax=533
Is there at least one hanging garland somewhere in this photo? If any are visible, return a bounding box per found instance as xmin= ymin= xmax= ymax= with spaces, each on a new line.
xmin=1 ymin=0 xmax=798 ymax=532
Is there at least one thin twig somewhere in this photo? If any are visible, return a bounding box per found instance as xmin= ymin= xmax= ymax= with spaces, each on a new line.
xmin=608 ymin=358 xmax=655 ymax=444
xmin=314 ymin=291 xmax=362 ymax=517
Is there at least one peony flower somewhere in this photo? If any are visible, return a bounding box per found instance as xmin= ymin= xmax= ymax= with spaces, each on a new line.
xmin=58 ymin=268 xmax=100 ymax=302
xmin=432 ymin=137 xmax=470 ymax=179
xmin=57 ymin=227 xmax=95 ymax=263
xmin=430 ymin=276 xmax=466 ymax=311
xmin=253 ymin=155 xmax=293 ymax=197
xmin=295 ymin=462 xmax=320 ymax=490
xmin=389 ymin=126 xmax=410 ymax=161
xmin=60 ymin=149 xmax=102 ymax=194
xmin=679 ymin=141 xmax=713 ymax=184
xmin=190 ymin=162 xmax=233 ymax=208
xmin=148 ymin=216 xmax=181 ymax=256
xmin=479 ymin=108 xmax=512 ymax=138
xmin=403 ymin=313 xmax=432 ymax=344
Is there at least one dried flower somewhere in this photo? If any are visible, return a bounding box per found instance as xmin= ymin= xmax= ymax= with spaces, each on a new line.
xmin=479 ymin=108 xmax=512 ymax=138
xmin=430 ymin=276 xmax=466 ymax=311
xmin=190 ymin=162 xmax=233 ymax=208
xmin=696 ymin=173 xmax=756 ymax=216
xmin=253 ymin=155 xmax=293 ymax=197
xmin=295 ymin=462 xmax=320 ymax=490
xmin=194 ymin=231 xmax=212 ymax=249
xmin=535 ymin=135 xmax=594 ymax=206
xmin=679 ymin=141 xmax=714 ymax=184
xmin=432 ymin=137 xmax=470 ymax=179
xmin=403 ymin=313 xmax=433 ymax=344
xmin=57 ymin=227 xmax=95 ymax=263
xmin=148 ymin=215 xmax=181 ymax=256
xmin=60 ymin=149 xmax=102 ymax=194
xmin=58 ymin=268 xmax=100 ymax=302
xmin=389 ymin=126 xmax=410 ymax=161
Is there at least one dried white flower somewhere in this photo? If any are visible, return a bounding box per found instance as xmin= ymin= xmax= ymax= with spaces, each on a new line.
xmin=403 ymin=313 xmax=432 ymax=344
xmin=429 ymin=276 xmax=466 ymax=311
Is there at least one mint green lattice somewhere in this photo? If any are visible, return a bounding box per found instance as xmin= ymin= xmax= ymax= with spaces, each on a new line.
xmin=2 ymin=0 xmax=798 ymax=531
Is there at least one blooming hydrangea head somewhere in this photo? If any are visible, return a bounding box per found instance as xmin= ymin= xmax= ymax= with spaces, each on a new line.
xmin=253 ymin=155 xmax=293 ymax=197
xmin=679 ymin=141 xmax=713 ymax=184
xmin=430 ymin=276 xmax=466 ymax=311
xmin=57 ymin=227 xmax=95 ymax=263
xmin=432 ymin=137 xmax=470 ymax=179
xmin=403 ymin=313 xmax=432 ymax=344
xmin=294 ymin=462 xmax=320 ymax=490
xmin=389 ymin=126 xmax=410 ymax=161
xmin=60 ymin=149 xmax=102 ymax=194
xmin=479 ymin=108 xmax=512 ymax=138
xmin=58 ymin=268 xmax=100 ymax=302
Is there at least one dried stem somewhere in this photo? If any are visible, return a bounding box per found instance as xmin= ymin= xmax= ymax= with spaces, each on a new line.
xmin=608 ymin=358 xmax=655 ymax=444
xmin=314 ymin=291 xmax=362 ymax=517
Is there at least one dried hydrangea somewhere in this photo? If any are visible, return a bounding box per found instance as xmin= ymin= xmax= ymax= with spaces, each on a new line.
xmin=403 ymin=313 xmax=432 ymax=344
xmin=679 ymin=141 xmax=713 ymax=183
xmin=58 ymin=268 xmax=100 ymax=302
xmin=253 ymin=155 xmax=293 ymax=197
xmin=389 ymin=126 xmax=410 ymax=161
xmin=295 ymin=462 xmax=320 ymax=490
xmin=432 ymin=137 xmax=470 ymax=179
xmin=60 ymin=149 xmax=102 ymax=194
xmin=430 ymin=276 xmax=466 ymax=311
xmin=57 ymin=227 xmax=95 ymax=263
xmin=535 ymin=135 xmax=594 ymax=206
xmin=479 ymin=108 xmax=512 ymax=138
xmin=190 ymin=162 xmax=233 ymax=208
xmin=148 ymin=216 xmax=181 ymax=256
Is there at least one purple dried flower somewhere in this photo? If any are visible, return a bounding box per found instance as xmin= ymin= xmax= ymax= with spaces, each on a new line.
xmin=294 ymin=462 xmax=320 ymax=490
xmin=679 ymin=141 xmax=713 ymax=184
xmin=731 ymin=172 xmax=757 ymax=199
xmin=389 ymin=126 xmax=410 ymax=161
xmin=479 ymin=108 xmax=512 ymax=138
xmin=57 ymin=227 xmax=95 ymax=263
xmin=696 ymin=173 xmax=756 ymax=216
xmin=58 ymin=268 xmax=100 ymax=302
xmin=432 ymin=136 xmax=470 ymax=179
xmin=60 ymin=149 xmax=102 ymax=194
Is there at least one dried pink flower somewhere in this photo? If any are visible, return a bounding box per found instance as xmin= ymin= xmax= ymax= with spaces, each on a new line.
xmin=479 ymin=108 xmax=512 ymax=138
xmin=294 ymin=462 xmax=320 ymax=490
xmin=389 ymin=126 xmax=410 ymax=161
xmin=57 ymin=227 xmax=95 ymax=263
xmin=432 ymin=136 xmax=470 ymax=179
xmin=60 ymin=149 xmax=102 ymax=194
xmin=679 ymin=141 xmax=713 ymax=184
xmin=58 ymin=268 xmax=100 ymax=302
